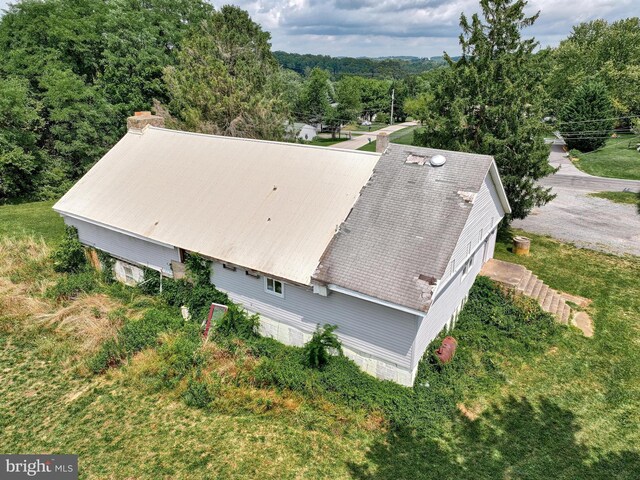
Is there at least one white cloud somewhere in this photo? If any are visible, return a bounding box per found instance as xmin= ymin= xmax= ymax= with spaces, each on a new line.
xmin=213 ymin=0 xmax=636 ymax=57
xmin=0 ymin=0 xmax=634 ymax=57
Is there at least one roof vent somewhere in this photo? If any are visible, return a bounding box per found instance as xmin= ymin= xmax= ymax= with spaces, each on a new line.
xmin=430 ymin=154 xmax=446 ymax=167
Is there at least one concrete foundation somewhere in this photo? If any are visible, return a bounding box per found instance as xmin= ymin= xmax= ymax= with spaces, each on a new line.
xmin=257 ymin=314 xmax=414 ymax=386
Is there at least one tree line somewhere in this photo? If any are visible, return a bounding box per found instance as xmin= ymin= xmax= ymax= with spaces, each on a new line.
xmin=0 ymin=0 xmax=638 ymax=222
xmin=273 ymin=51 xmax=448 ymax=79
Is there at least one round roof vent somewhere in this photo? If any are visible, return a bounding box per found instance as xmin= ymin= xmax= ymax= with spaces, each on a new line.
xmin=430 ymin=154 xmax=446 ymax=167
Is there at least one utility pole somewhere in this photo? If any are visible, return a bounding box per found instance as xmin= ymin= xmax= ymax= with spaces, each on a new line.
xmin=390 ymin=88 xmax=395 ymax=125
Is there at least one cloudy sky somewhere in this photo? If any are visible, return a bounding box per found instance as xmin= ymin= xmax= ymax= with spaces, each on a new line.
xmin=0 ymin=0 xmax=634 ymax=57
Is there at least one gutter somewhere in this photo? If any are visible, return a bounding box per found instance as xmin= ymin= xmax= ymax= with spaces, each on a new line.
xmin=327 ymin=283 xmax=426 ymax=317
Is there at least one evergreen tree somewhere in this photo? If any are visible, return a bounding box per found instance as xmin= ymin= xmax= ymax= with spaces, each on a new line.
xmin=163 ymin=5 xmax=289 ymax=140
xmin=297 ymin=68 xmax=332 ymax=126
xmin=414 ymin=0 xmax=555 ymax=221
xmin=559 ymin=81 xmax=613 ymax=152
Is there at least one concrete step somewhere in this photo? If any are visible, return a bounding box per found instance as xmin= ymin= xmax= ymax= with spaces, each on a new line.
xmin=516 ymin=269 xmax=532 ymax=291
xmin=549 ymin=293 xmax=562 ymax=315
xmin=530 ymin=279 xmax=544 ymax=299
xmin=560 ymin=302 xmax=571 ymax=325
xmin=536 ymin=284 xmax=548 ymax=303
xmin=523 ymin=274 xmax=538 ymax=296
xmin=541 ymin=288 xmax=556 ymax=312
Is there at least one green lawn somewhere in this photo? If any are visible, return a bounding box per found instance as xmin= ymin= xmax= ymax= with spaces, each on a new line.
xmin=309 ymin=136 xmax=351 ymax=147
xmin=342 ymin=122 xmax=388 ymax=132
xmin=0 ymin=200 xmax=65 ymax=244
xmin=588 ymin=191 xmax=640 ymax=205
xmin=1 ymin=203 xmax=640 ymax=478
xmin=572 ymin=134 xmax=640 ymax=180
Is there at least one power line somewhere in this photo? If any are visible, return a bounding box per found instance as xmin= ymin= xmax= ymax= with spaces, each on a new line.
xmin=555 ymin=114 xmax=640 ymax=125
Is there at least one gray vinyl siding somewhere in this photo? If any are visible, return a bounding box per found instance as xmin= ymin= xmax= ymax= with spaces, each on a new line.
xmin=63 ymin=216 xmax=179 ymax=275
xmin=414 ymin=237 xmax=488 ymax=362
xmin=441 ymin=173 xmax=505 ymax=284
xmin=211 ymin=262 xmax=418 ymax=368
xmin=412 ymin=172 xmax=505 ymax=367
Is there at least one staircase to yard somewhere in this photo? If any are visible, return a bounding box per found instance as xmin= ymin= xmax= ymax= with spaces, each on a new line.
xmin=481 ymin=259 xmax=572 ymax=324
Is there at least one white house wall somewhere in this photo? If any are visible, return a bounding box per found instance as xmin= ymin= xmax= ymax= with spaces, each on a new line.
xmin=210 ymin=262 xmax=419 ymax=385
xmin=63 ymin=216 xmax=179 ymax=275
xmin=411 ymin=172 xmax=505 ymax=371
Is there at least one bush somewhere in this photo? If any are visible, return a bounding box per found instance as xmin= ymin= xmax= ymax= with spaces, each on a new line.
xmin=183 ymin=372 xmax=217 ymax=409
xmin=376 ymin=112 xmax=390 ymax=124
xmin=184 ymin=253 xmax=212 ymax=286
xmin=46 ymin=271 xmax=98 ymax=300
xmin=568 ymin=148 xmax=581 ymax=159
xmin=157 ymin=329 xmax=202 ymax=388
xmin=51 ymin=226 xmax=87 ymax=273
xmin=216 ymin=304 xmax=259 ymax=339
xmin=89 ymin=308 xmax=186 ymax=372
xmin=96 ymin=250 xmax=115 ymax=284
xmin=303 ymin=324 xmax=342 ymax=368
xmin=87 ymin=338 xmax=123 ymax=374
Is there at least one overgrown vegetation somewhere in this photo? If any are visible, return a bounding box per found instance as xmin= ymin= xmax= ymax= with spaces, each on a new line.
xmin=51 ymin=226 xmax=87 ymax=273
xmin=2 ymin=203 xmax=640 ymax=477
xmin=303 ymin=324 xmax=343 ymax=368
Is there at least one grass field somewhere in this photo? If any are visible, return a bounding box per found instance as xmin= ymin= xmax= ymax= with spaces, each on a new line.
xmin=1 ymin=203 xmax=640 ymax=478
xmin=309 ymin=136 xmax=351 ymax=147
xmin=588 ymin=191 xmax=639 ymax=205
xmin=342 ymin=122 xmax=388 ymax=132
xmin=571 ymin=134 xmax=640 ymax=180
xmin=0 ymin=201 xmax=65 ymax=244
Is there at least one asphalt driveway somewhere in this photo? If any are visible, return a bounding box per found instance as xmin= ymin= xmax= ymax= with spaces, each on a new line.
xmin=513 ymin=145 xmax=640 ymax=256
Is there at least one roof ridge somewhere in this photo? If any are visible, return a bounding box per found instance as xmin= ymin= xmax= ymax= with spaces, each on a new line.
xmin=388 ymin=142 xmax=494 ymax=160
xmin=144 ymin=126 xmax=381 ymax=156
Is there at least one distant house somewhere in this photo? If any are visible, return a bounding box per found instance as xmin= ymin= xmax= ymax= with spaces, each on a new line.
xmin=54 ymin=112 xmax=510 ymax=386
xmin=286 ymin=122 xmax=317 ymax=141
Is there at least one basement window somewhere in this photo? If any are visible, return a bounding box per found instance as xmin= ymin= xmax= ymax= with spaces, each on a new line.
xmin=245 ymin=270 xmax=260 ymax=278
xmin=123 ymin=264 xmax=135 ymax=284
xmin=264 ymin=277 xmax=284 ymax=297
xmin=223 ymin=263 xmax=236 ymax=272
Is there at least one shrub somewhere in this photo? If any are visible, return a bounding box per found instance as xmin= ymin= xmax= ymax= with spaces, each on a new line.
xmin=184 ymin=253 xmax=212 ymax=286
xmin=183 ymin=372 xmax=217 ymax=408
xmin=157 ymin=330 xmax=202 ymax=388
xmin=568 ymin=148 xmax=581 ymax=160
xmin=51 ymin=226 xmax=87 ymax=273
xmin=96 ymin=250 xmax=115 ymax=284
xmin=89 ymin=308 xmax=186 ymax=372
xmin=216 ymin=304 xmax=259 ymax=339
xmin=87 ymin=338 xmax=123 ymax=373
xmin=376 ymin=112 xmax=390 ymax=124
xmin=46 ymin=271 xmax=98 ymax=300
xmin=303 ymin=324 xmax=342 ymax=369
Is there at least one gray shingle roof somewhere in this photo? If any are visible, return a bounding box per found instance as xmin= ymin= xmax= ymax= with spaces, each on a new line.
xmin=312 ymin=143 xmax=495 ymax=312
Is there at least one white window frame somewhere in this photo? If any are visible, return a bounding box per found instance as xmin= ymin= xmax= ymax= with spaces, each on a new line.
xmin=264 ymin=276 xmax=284 ymax=298
xmin=123 ymin=264 xmax=135 ymax=284
xmin=461 ymin=254 xmax=475 ymax=282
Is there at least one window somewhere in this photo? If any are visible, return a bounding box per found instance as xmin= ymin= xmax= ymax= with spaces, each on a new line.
xmin=245 ymin=270 xmax=260 ymax=278
xmin=123 ymin=264 xmax=135 ymax=284
xmin=264 ymin=277 xmax=284 ymax=297
xmin=223 ymin=263 xmax=236 ymax=272
xmin=461 ymin=256 xmax=474 ymax=281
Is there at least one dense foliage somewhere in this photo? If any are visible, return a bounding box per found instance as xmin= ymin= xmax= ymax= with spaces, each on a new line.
xmin=560 ymin=81 xmax=614 ymax=152
xmin=548 ymin=18 xmax=640 ymax=123
xmin=51 ymin=226 xmax=87 ymax=273
xmin=0 ymin=0 xmax=212 ymax=202
xmin=303 ymin=324 xmax=343 ymax=368
xmin=163 ymin=5 xmax=290 ymax=140
xmin=412 ymin=0 xmax=555 ymax=221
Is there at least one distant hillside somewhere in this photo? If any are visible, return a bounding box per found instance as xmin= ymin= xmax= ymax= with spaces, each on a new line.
xmin=274 ymin=51 xmax=448 ymax=78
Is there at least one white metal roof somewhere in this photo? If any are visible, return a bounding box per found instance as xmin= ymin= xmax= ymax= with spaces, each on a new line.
xmin=54 ymin=127 xmax=380 ymax=285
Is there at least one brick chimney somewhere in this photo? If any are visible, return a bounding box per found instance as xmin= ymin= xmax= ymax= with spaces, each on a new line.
xmin=376 ymin=131 xmax=389 ymax=153
xmin=127 ymin=111 xmax=164 ymax=131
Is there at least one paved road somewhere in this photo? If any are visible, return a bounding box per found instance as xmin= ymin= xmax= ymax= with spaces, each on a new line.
xmin=513 ymin=145 xmax=640 ymax=256
xmin=336 ymin=121 xmax=418 ymax=150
